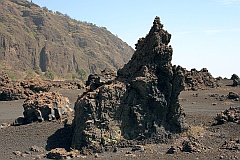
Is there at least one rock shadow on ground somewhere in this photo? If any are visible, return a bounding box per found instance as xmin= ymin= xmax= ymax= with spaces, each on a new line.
xmin=46 ymin=125 xmax=73 ymax=151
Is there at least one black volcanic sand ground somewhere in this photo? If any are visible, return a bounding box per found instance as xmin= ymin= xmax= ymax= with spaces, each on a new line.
xmin=0 ymin=80 xmax=239 ymax=160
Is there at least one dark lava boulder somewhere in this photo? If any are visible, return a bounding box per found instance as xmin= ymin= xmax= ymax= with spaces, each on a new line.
xmin=227 ymin=92 xmax=239 ymax=100
xmin=71 ymin=17 xmax=188 ymax=154
xmin=231 ymin=74 xmax=240 ymax=86
xmin=231 ymin=74 xmax=239 ymax=80
xmin=22 ymin=92 xmax=72 ymax=123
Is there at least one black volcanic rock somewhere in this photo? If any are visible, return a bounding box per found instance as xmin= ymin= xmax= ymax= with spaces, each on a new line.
xmin=231 ymin=74 xmax=240 ymax=86
xmin=71 ymin=17 xmax=188 ymax=154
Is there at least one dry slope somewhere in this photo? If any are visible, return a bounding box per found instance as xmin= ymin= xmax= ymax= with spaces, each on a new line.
xmin=0 ymin=0 xmax=134 ymax=80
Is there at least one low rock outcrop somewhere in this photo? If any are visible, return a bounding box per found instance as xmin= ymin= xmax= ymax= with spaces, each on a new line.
xmin=0 ymin=73 xmax=51 ymax=101
xmin=184 ymin=68 xmax=219 ymax=91
xmin=181 ymin=137 xmax=206 ymax=153
xmin=227 ymin=92 xmax=239 ymax=101
xmin=0 ymin=74 xmax=25 ymax=100
xmin=215 ymin=107 xmax=240 ymax=125
xmin=20 ymin=79 xmax=51 ymax=93
xmin=72 ymin=17 xmax=188 ymax=154
xmin=221 ymin=139 xmax=240 ymax=151
xmin=20 ymin=92 xmax=72 ymax=123
xmin=46 ymin=148 xmax=82 ymax=159
xmin=46 ymin=148 xmax=69 ymax=159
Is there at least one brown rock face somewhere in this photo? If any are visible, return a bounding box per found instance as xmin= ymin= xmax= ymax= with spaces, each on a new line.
xmin=72 ymin=17 xmax=188 ymax=153
xmin=0 ymin=0 xmax=134 ymax=79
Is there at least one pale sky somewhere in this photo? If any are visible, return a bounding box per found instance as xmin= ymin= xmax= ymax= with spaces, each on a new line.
xmin=31 ymin=0 xmax=240 ymax=78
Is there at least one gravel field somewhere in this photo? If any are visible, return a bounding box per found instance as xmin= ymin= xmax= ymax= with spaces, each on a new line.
xmin=0 ymin=80 xmax=239 ymax=160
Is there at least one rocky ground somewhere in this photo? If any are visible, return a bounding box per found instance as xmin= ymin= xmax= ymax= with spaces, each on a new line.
xmin=0 ymin=79 xmax=239 ymax=160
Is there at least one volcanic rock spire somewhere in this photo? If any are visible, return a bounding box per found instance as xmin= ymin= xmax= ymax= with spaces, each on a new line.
xmin=117 ymin=15 xmax=187 ymax=137
xmin=72 ymin=16 xmax=188 ymax=153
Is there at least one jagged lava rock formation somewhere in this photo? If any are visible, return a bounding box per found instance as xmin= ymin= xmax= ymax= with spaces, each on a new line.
xmin=184 ymin=68 xmax=219 ymax=91
xmin=72 ymin=17 xmax=188 ymax=153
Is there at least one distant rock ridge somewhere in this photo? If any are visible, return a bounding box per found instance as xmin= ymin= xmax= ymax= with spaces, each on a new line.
xmin=71 ymin=16 xmax=188 ymax=154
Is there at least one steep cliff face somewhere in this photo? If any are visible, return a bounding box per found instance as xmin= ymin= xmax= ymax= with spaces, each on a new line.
xmin=0 ymin=0 xmax=134 ymax=79
xmin=72 ymin=17 xmax=188 ymax=154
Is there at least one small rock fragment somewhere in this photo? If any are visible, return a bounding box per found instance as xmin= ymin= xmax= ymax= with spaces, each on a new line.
xmin=132 ymin=145 xmax=145 ymax=152
xmin=30 ymin=145 xmax=45 ymax=152
xmin=46 ymin=148 xmax=68 ymax=159
xmin=166 ymin=146 xmax=176 ymax=154
xmin=13 ymin=151 xmax=22 ymax=156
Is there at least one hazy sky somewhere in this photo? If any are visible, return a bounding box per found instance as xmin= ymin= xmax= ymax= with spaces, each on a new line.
xmin=31 ymin=0 xmax=240 ymax=78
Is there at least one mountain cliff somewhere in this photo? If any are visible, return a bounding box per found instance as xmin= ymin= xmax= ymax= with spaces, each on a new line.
xmin=0 ymin=0 xmax=134 ymax=80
